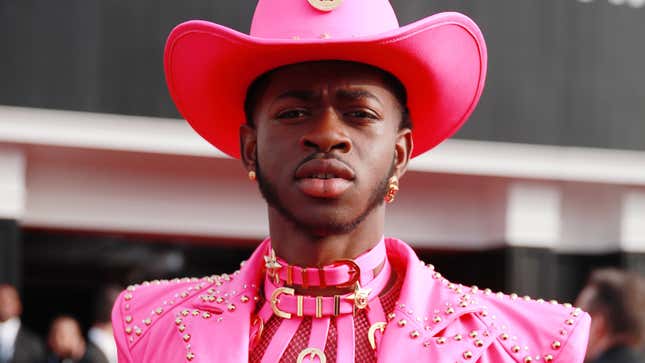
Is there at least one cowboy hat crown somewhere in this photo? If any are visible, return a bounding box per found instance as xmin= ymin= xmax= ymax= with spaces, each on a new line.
xmin=250 ymin=0 xmax=399 ymax=40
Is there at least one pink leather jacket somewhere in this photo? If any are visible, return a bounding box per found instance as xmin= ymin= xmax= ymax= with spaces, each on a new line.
xmin=112 ymin=238 xmax=590 ymax=362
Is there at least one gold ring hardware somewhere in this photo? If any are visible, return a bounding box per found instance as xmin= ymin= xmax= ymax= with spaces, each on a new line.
xmin=296 ymin=347 xmax=327 ymax=363
xmin=333 ymin=295 xmax=341 ymax=316
xmin=328 ymin=259 xmax=361 ymax=288
xmin=315 ymin=296 xmax=323 ymax=318
xmin=297 ymin=295 xmax=304 ymax=317
xmin=368 ymin=322 xmax=387 ymax=350
xmin=250 ymin=316 xmax=264 ymax=348
xmin=270 ymin=287 xmax=294 ymax=319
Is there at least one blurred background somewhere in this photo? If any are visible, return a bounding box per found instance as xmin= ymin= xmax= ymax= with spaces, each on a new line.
xmin=0 ymin=0 xmax=644 ymax=357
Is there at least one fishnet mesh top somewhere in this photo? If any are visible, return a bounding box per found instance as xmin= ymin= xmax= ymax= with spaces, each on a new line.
xmin=249 ymin=275 xmax=402 ymax=363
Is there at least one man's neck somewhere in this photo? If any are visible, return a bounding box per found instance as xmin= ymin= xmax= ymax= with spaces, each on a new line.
xmin=586 ymin=334 xmax=633 ymax=362
xmin=266 ymin=207 xmax=387 ymax=296
xmin=92 ymin=322 xmax=113 ymax=334
xmin=267 ymin=207 xmax=385 ymax=267
xmin=0 ymin=316 xmax=19 ymax=327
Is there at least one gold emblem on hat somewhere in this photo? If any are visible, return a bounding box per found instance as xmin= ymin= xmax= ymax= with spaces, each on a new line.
xmin=307 ymin=0 xmax=343 ymax=12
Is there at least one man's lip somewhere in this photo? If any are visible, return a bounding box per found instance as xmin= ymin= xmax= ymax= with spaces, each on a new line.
xmin=295 ymin=178 xmax=352 ymax=198
xmin=294 ymin=158 xmax=355 ymax=181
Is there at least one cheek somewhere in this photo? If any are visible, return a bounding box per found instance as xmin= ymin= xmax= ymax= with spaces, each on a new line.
xmin=255 ymin=127 xmax=299 ymax=177
xmin=354 ymin=134 xmax=396 ymax=174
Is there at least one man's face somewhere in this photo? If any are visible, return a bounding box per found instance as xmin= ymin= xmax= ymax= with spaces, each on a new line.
xmin=0 ymin=284 xmax=22 ymax=322
xmin=48 ymin=317 xmax=85 ymax=359
xmin=244 ymin=61 xmax=410 ymax=236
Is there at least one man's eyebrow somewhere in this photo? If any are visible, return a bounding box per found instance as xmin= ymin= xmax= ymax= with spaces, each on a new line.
xmin=275 ymin=90 xmax=318 ymax=101
xmin=336 ymin=89 xmax=383 ymax=107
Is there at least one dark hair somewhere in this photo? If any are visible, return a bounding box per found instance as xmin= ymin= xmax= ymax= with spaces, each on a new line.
xmin=93 ymin=284 xmax=122 ymax=324
xmin=243 ymin=61 xmax=412 ymax=130
xmin=585 ymin=268 xmax=645 ymax=345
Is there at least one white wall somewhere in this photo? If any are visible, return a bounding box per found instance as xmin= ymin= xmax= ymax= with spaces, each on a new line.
xmin=1 ymin=106 xmax=644 ymax=252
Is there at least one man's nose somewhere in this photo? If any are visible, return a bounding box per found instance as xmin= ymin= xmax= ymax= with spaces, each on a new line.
xmin=300 ymin=109 xmax=351 ymax=153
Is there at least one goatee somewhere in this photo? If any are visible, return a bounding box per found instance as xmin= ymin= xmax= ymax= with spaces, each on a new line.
xmin=255 ymin=157 xmax=394 ymax=237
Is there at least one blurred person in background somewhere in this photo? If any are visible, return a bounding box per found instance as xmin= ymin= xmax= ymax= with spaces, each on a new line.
xmin=0 ymin=284 xmax=45 ymax=363
xmin=85 ymin=286 xmax=120 ymax=363
xmin=576 ymin=269 xmax=645 ymax=363
xmin=44 ymin=316 xmax=89 ymax=363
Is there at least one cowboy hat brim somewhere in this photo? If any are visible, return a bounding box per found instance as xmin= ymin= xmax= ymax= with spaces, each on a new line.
xmin=164 ymin=11 xmax=487 ymax=158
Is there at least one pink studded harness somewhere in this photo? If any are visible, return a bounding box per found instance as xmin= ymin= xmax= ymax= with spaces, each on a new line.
xmin=251 ymin=238 xmax=392 ymax=362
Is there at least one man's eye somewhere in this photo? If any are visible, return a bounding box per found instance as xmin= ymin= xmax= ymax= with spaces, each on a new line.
xmin=277 ymin=109 xmax=308 ymax=119
xmin=346 ymin=110 xmax=378 ymax=119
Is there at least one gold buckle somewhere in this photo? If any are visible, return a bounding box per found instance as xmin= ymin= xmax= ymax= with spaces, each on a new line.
xmin=328 ymin=259 xmax=360 ymax=288
xmin=296 ymin=347 xmax=326 ymax=363
xmin=270 ymin=286 xmax=294 ymax=319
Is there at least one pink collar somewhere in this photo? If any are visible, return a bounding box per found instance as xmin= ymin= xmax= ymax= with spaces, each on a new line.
xmin=265 ymin=237 xmax=387 ymax=287
xmin=251 ymin=237 xmax=392 ymax=361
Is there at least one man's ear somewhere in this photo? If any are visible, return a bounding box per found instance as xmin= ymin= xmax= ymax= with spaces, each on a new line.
xmin=239 ymin=124 xmax=257 ymax=170
xmin=393 ymin=128 xmax=413 ymax=178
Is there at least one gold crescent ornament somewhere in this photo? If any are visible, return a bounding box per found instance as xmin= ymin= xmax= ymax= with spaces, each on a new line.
xmin=296 ymin=347 xmax=327 ymax=363
xmin=368 ymin=322 xmax=387 ymax=350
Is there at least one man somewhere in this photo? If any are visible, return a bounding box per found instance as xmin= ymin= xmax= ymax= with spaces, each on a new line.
xmin=85 ymin=286 xmax=120 ymax=363
xmin=576 ymin=269 xmax=645 ymax=363
xmin=112 ymin=0 xmax=591 ymax=361
xmin=45 ymin=316 xmax=90 ymax=363
xmin=0 ymin=284 xmax=45 ymax=363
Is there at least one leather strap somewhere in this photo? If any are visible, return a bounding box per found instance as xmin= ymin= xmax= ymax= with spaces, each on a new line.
xmin=260 ymin=317 xmax=302 ymax=363
xmin=307 ymin=317 xmax=330 ymax=358
xmin=264 ymin=257 xmax=392 ymax=318
xmin=335 ymin=314 xmax=355 ymax=362
xmin=269 ymin=237 xmax=386 ymax=287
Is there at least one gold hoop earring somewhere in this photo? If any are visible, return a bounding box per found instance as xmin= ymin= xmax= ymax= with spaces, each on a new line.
xmin=248 ymin=170 xmax=256 ymax=181
xmin=384 ymin=176 xmax=399 ymax=203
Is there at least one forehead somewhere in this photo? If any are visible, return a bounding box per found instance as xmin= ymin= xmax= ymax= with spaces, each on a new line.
xmin=258 ymin=61 xmax=398 ymax=98
xmin=0 ymin=285 xmax=18 ymax=298
xmin=53 ymin=317 xmax=79 ymax=330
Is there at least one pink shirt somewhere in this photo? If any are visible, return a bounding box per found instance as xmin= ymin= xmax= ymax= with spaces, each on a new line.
xmin=112 ymin=238 xmax=590 ymax=362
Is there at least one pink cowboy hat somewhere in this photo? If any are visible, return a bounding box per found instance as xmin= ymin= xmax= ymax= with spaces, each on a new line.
xmin=164 ymin=0 xmax=487 ymax=158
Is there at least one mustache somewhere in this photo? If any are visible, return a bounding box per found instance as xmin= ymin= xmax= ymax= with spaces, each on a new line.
xmin=295 ymin=152 xmax=355 ymax=175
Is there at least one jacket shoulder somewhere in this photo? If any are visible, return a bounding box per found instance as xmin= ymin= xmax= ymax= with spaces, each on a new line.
xmin=416 ymin=270 xmax=591 ymax=363
xmin=478 ymin=287 xmax=590 ymax=362
xmin=111 ymin=274 xmax=225 ymax=358
xmin=391 ymin=260 xmax=589 ymax=363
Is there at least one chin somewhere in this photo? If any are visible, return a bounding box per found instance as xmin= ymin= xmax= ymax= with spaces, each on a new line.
xmin=291 ymin=208 xmax=365 ymax=236
xmin=300 ymin=220 xmax=360 ymax=237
